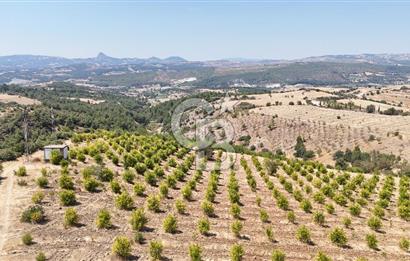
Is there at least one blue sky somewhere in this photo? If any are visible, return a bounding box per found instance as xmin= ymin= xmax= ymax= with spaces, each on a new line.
xmin=1 ymin=1 xmax=410 ymax=60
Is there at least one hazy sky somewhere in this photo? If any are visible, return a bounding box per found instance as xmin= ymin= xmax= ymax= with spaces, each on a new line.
xmin=1 ymin=1 xmax=410 ymax=60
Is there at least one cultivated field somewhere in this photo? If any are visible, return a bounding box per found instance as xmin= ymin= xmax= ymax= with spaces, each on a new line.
xmin=0 ymin=132 xmax=409 ymax=261
xmin=0 ymin=94 xmax=40 ymax=106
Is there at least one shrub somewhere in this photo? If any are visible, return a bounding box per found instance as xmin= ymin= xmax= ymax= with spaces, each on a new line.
xmin=110 ymin=180 xmax=121 ymax=194
xmin=21 ymin=205 xmax=44 ymax=223
xmin=35 ymin=252 xmax=46 ymax=261
xmin=197 ymin=217 xmax=210 ymax=235
xmin=296 ymin=225 xmax=311 ymax=244
xmin=59 ymin=174 xmax=74 ymax=190
xmin=17 ymin=179 xmax=28 ymax=186
xmin=325 ymin=203 xmax=335 ymax=214
xmin=230 ymin=244 xmax=244 ymax=261
xmin=159 ymin=182 xmax=169 ymax=198
xmin=146 ymin=194 xmax=161 ymax=212
xmin=130 ymin=208 xmax=148 ymax=231
xmin=399 ymin=237 xmax=409 ymax=252
xmin=51 ymin=150 xmax=63 ymax=165
xmin=277 ymin=196 xmax=289 ymax=210
xmin=83 ymin=178 xmax=100 ymax=192
xmin=367 ymin=216 xmax=382 ymax=231
xmin=175 ymin=199 xmax=186 ymax=214
xmin=32 ymin=191 xmax=45 ymax=204
xmin=349 ymin=203 xmax=361 ymax=217
xmin=342 ymin=216 xmax=352 ymax=228
xmin=22 ymin=233 xmax=33 ymax=245
xmin=135 ymin=163 xmax=147 ymax=175
xmin=96 ymin=209 xmax=112 ymax=229
xmin=36 ymin=176 xmax=48 ymax=188
xmin=329 ymin=227 xmax=347 ymax=247
xmin=372 ymin=205 xmax=385 ymax=218
xmin=149 ymin=240 xmax=163 ymax=260
xmin=182 ymin=185 xmax=193 ymax=201
xmin=256 ymin=196 xmax=262 ymax=207
xmin=315 ymin=251 xmax=332 ymax=261
xmin=15 ymin=166 xmax=27 ymax=177
xmin=134 ymin=232 xmax=144 ymax=244
xmin=313 ymin=211 xmax=325 ymax=226
xmin=230 ymin=203 xmax=241 ymax=219
xmin=115 ymin=192 xmax=134 ymax=210
xmin=231 ymin=220 xmax=243 ymax=238
xmin=201 ymin=200 xmax=214 ymax=217
xmin=163 ymin=214 xmax=178 ymax=233
xmin=123 ymin=169 xmax=135 ymax=184
xmin=366 ymin=233 xmax=378 ymax=250
xmin=313 ymin=192 xmax=325 ymax=204
xmin=59 ymin=190 xmax=76 ymax=206
xmin=265 ymin=226 xmax=275 ymax=242
xmin=259 ymin=209 xmax=269 ymax=223
xmin=64 ymin=208 xmax=79 ymax=228
xmin=189 ymin=243 xmax=202 ymax=261
xmin=287 ymin=211 xmax=296 ymax=224
xmin=144 ymin=171 xmax=157 ymax=186
xmin=133 ymin=182 xmax=145 ymax=197
xmin=112 ymin=236 xmax=131 ymax=258
xmin=271 ymin=249 xmax=285 ymax=261
xmin=300 ymin=199 xmax=312 ymax=213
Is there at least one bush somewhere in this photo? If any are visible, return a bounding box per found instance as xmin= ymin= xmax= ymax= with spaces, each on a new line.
xmin=230 ymin=244 xmax=244 ymax=261
xmin=313 ymin=211 xmax=325 ymax=226
xmin=32 ymin=191 xmax=45 ymax=204
xmin=159 ymin=182 xmax=169 ymax=198
xmin=325 ymin=203 xmax=335 ymax=214
xmin=201 ymin=200 xmax=214 ymax=217
xmin=64 ymin=208 xmax=79 ymax=228
xmin=144 ymin=171 xmax=157 ymax=186
xmin=115 ymin=192 xmax=134 ymax=210
xmin=367 ymin=216 xmax=382 ymax=231
xmin=300 ymin=199 xmax=312 ymax=213
xmin=123 ymin=169 xmax=135 ymax=184
xmin=22 ymin=233 xmax=33 ymax=245
xmin=59 ymin=174 xmax=74 ymax=190
xmin=83 ymin=178 xmax=100 ymax=192
xmin=130 ymin=208 xmax=148 ymax=231
xmin=372 ymin=205 xmax=385 ymax=218
xmin=296 ymin=225 xmax=311 ymax=244
xmin=35 ymin=252 xmax=46 ymax=261
xmin=134 ymin=232 xmax=144 ymax=244
xmin=133 ymin=182 xmax=145 ymax=197
xmin=197 ymin=217 xmax=210 ymax=235
xmin=329 ymin=227 xmax=347 ymax=247
xmin=110 ymin=180 xmax=121 ymax=194
xmin=265 ymin=226 xmax=275 ymax=242
xmin=147 ymin=194 xmax=161 ymax=212
xmin=51 ymin=150 xmax=63 ymax=165
xmin=349 ymin=203 xmax=361 ymax=217
xmin=342 ymin=216 xmax=352 ymax=228
xmin=149 ymin=240 xmax=163 ymax=260
xmin=163 ymin=214 xmax=178 ymax=233
xmin=231 ymin=220 xmax=243 ymax=238
xmin=21 ymin=205 xmax=44 ymax=223
xmin=15 ymin=166 xmax=27 ymax=177
xmin=182 ymin=185 xmax=193 ymax=201
xmin=189 ymin=243 xmax=202 ymax=261
xmin=277 ymin=196 xmax=289 ymax=210
xmin=366 ymin=233 xmax=378 ymax=250
xmin=230 ymin=203 xmax=241 ymax=219
xmin=271 ymin=249 xmax=285 ymax=261
xmin=287 ymin=211 xmax=296 ymax=224
xmin=175 ymin=199 xmax=186 ymax=214
xmin=399 ymin=237 xmax=409 ymax=252
xmin=36 ymin=176 xmax=48 ymax=188
xmin=59 ymin=190 xmax=76 ymax=206
xmin=259 ymin=209 xmax=269 ymax=223
xmin=112 ymin=236 xmax=131 ymax=258
xmin=96 ymin=209 xmax=112 ymax=229
xmin=315 ymin=251 xmax=332 ymax=261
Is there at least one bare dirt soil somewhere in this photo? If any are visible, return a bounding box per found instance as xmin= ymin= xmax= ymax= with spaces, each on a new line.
xmin=0 ymin=94 xmax=41 ymax=106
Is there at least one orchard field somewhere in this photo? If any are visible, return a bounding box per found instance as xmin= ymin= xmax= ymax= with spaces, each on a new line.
xmin=0 ymin=131 xmax=409 ymax=261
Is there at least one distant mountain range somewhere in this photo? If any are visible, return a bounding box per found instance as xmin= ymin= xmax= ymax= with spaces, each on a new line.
xmin=2 ymin=52 xmax=410 ymax=70
xmin=0 ymin=52 xmax=188 ymax=69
